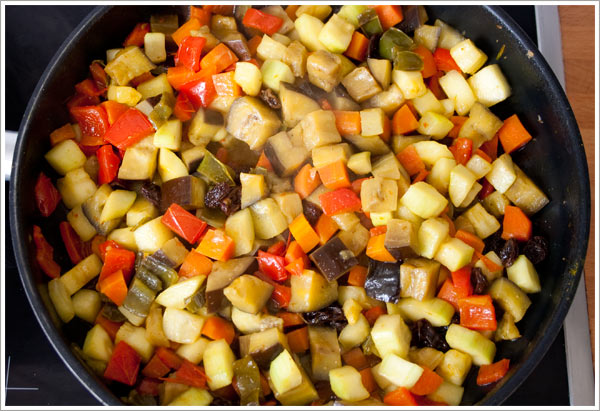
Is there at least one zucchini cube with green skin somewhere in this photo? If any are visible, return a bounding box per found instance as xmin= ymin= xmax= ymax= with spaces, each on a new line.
xmin=342 ymin=66 xmax=382 ymax=103
xmin=308 ymin=326 xmax=342 ymax=381
xmin=367 ymin=58 xmax=392 ymax=89
xmin=234 ymin=62 xmax=262 ymax=96
xmin=392 ymin=69 xmax=427 ymax=99
xmin=57 ymin=168 xmax=97 ymax=210
xmin=72 ymin=289 xmax=102 ymax=323
xmin=462 ymin=203 xmax=500 ymax=239
xmin=169 ymin=388 xmax=213 ymax=406
xmin=414 ymin=24 xmax=442 ymax=52
xmin=409 ymin=347 xmax=445 ymax=370
xmin=134 ymin=216 xmax=174 ymax=253
xmin=482 ymin=191 xmax=509 ymax=218
xmin=269 ymin=350 xmax=303 ymax=394
xmin=279 ymin=82 xmax=319 ymax=127
xmin=439 ymin=70 xmax=476 ymax=116
xmin=337 ymin=5 xmax=368 ymax=27
xmin=427 ymin=380 xmax=464 ymax=406
xmin=347 ymin=152 xmax=372 ymax=175
xmin=489 ymin=278 xmax=532 ymax=322
xmin=339 ymin=314 xmax=370 ymax=349
xmin=115 ymin=322 xmax=154 ymax=363
xmin=400 ymin=258 xmax=441 ymax=301
xmin=156 ymin=275 xmax=205 ymax=309
xmin=474 ymin=251 xmax=504 ymax=282
xmin=99 ymin=190 xmax=136 ymax=223
xmin=418 ymin=111 xmax=454 ymax=140
xmin=45 ymin=139 xmax=86 ymax=175
xmin=412 ymin=89 xmax=445 ymax=116
xmin=294 ymin=14 xmax=326 ymax=52
xmin=318 ymin=13 xmax=354 ymax=53
xmin=224 ymin=274 xmax=274 ymax=314
xmin=449 ymin=164 xmax=477 ymax=207
xmin=360 ymin=108 xmax=386 ymax=136
xmin=257 ymin=34 xmax=288 ymax=61
xmin=153 ymin=119 xmax=182 ymax=151
xmin=446 ymin=324 xmax=496 ymax=366
xmin=427 ymin=157 xmax=457 ymax=196
xmin=468 ymin=64 xmax=511 ymax=107
xmin=401 ymin=182 xmax=448 ymax=219
xmin=83 ymin=324 xmax=114 ymax=362
xmin=264 ymin=131 xmax=309 ymax=177
xmin=361 ymin=177 xmax=398 ymax=213
xmin=225 ymin=208 xmax=255 ymax=256
xmin=67 ymin=205 xmax=97 ymax=242
xmin=288 ymin=270 xmax=338 ymax=312
xmin=434 ymin=238 xmax=474 ymax=272
xmin=240 ymin=173 xmax=267 ymax=209
xmin=299 ymin=110 xmax=341 ymax=151
xmin=505 ymin=164 xmax=550 ymax=215
xmin=226 ymin=97 xmax=282 ymax=151
xmin=329 ymin=366 xmax=370 ymax=402
xmin=261 ymin=59 xmax=295 ymax=93
xmin=418 ymin=217 xmax=450 ymax=259
xmin=412 ymin=141 xmax=454 ymax=168
xmin=396 ymin=297 xmax=455 ymax=327
xmin=378 ymin=353 xmax=424 ymax=388
xmin=204 ymin=339 xmax=236 ymax=391
xmin=435 ymin=349 xmax=472 ymax=386
xmin=458 ymin=102 xmax=503 ymax=149
xmin=250 ymin=198 xmax=288 ymax=239
xmin=450 ymin=39 xmax=487 ymax=75
xmin=507 ymin=255 xmax=541 ymax=293
xmin=371 ymin=314 xmax=412 ymax=359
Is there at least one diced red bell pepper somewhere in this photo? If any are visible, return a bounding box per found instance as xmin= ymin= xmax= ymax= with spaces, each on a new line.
xmin=267 ymin=240 xmax=286 ymax=257
xmin=89 ymin=61 xmax=108 ymax=89
xmin=458 ymin=294 xmax=497 ymax=331
xmin=33 ymin=225 xmax=61 ymax=279
xmin=98 ymin=247 xmax=136 ymax=286
xmin=477 ymin=358 xmax=510 ymax=386
xmin=284 ymin=241 xmax=310 ymax=267
xmin=451 ymin=267 xmax=473 ymax=299
xmin=137 ymin=377 xmax=161 ymax=397
xmin=123 ymin=22 xmax=150 ymax=47
xmin=384 ymin=387 xmax=419 ymax=406
xmin=161 ymin=203 xmax=208 ymax=244
xmin=67 ymin=93 xmax=100 ymax=110
xmin=319 ymin=188 xmax=362 ymax=216
xmin=437 ymin=278 xmax=459 ymax=310
xmin=142 ymin=353 xmax=171 ymax=378
xmin=258 ymin=250 xmax=288 ymax=282
xmin=164 ymin=359 xmax=208 ymax=388
xmin=155 ymin=347 xmax=183 ymax=370
xmin=94 ymin=311 xmax=122 ymax=340
xmin=479 ymin=178 xmax=495 ymax=200
xmin=98 ymin=239 xmax=123 ymax=261
xmin=96 ymin=145 xmax=121 ymax=185
xmin=75 ymin=78 xmax=106 ymax=97
xmin=449 ymin=137 xmax=473 ymax=165
xmin=480 ymin=133 xmax=499 ymax=161
xmin=433 ymin=48 xmax=462 ymax=73
xmin=180 ymin=73 xmax=217 ymax=109
xmin=173 ymin=92 xmax=196 ymax=122
xmin=271 ymin=283 xmax=292 ymax=308
xmin=35 ymin=172 xmax=61 ymax=217
xmin=102 ymin=108 xmax=155 ymax=150
xmin=69 ymin=105 xmax=110 ymax=139
xmin=104 ymin=341 xmax=141 ymax=386
xmin=59 ymin=221 xmax=87 ymax=265
xmin=242 ymin=8 xmax=284 ymax=36
xmin=177 ymin=36 xmax=207 ymax=72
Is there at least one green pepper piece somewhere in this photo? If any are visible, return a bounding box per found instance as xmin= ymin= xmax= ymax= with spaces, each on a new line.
xmin=379 ymin=27 xmax=414 ymax=60
xmin=197 ymin=149 xmax=235 ymax=185
xmin=142 ymin=255 xmax=178 ymax=289
xmin=233 ymin=355 xmax=262 ymax=405
xmin=148 ymin=92 xmax=175 ymax=129
xmin=392 ymin=50 xmax=424 ymax=71
xmin=185 ymin=282 xmax=207 ymax=314
xmin=196 ymin=207 xmax=227 ymax=228
xmin=121 ymin=278 xmax=157 ymax=317
xmin=358 ymin=8 xmax=383 ymax=36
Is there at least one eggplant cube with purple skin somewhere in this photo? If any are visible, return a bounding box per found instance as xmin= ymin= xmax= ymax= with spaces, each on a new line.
xmin=309 ymin=237 xmax=358 ymax=282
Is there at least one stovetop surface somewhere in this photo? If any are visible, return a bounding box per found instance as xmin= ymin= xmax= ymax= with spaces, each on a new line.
xmin=4 ymin=5 xmax=569 ymax=406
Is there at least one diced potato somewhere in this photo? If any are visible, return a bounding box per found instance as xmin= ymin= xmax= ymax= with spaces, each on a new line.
xmin=458 ymin=102 xmax=503 ymax=149
xmin=370 ymin=211 xmax=393 ymax=227
xmin=392 ymin=70 xmax=427 ymax=99
xmin=504 ymin=164 xmax=550 ymax=215
xmin=288 ymin=270 xmax=338 ymax=312
xmin=418 ymin=217 xmax=450 ymax=259
xmin=294 ymin=13 xmax=326 ymax=51
xmin=445 ymin=324 xmax=496 ymax=365
xmin=434 ymin=238 xmax=474 ymax=272
xmin=468 ymin=64 xmax=511 ymax=106
xmin=234 ymin=62 xmax=262 ymax=96
xmin=312 ymin=144 xmax=351 ymax=169
xmin=329 ymin=366 xmax=370 ymax=402
xmin=231 ymin=307 xmax=283 ymax=335
xmin=307 ymin=50 xmax=342 ymax=92
xmin=371 ymin=363 xmax=394 ymax=390
xmin=126 ymin=197 xmax=158 ymax=228
xmin=224 ymin=274 xmax=274 ymax=314
xmin=412 ymin=141 xmax=454 ymax=167
xmin=434 ymin=19 xmax=465 ymax=49
xmin=418 ymin=111 xmax=454 ymax=140
xmin=466 ymin=154 xmax=492 ymax=180
xmin=250 ymin=198 xmax=288 ymax=239
xmin=318 ymin=14 xmax=354 ymax=53
xmin=339 ymin=314 xmax=370 ymax=349
xmin=270 ymin=349 xmax=304 ymax=395
xmin=283 ymin=40 xmax=308 ymax=77
xmin=204 ymin=339 xmax=236 ymax=391
xmin=48 ymin=278 xmax=75 ymax=323
xmin=435 ymin=349 xmax=472 ymax=386
xmin=378 ymin=353 xmax=424 ymax=388
xmin=409 ymin=347 xmax=444 ymax=370
xmin=72 ymin=289 xmax=101 ymax=323
xmin=414 ymin=24 xmax=441 ymax=52
xmin=338 ymin=285 xmax=384 ymax=310
xmin=261 ymin=59 xmax=295 ymax=93
xmin=107 ymin=227 xmax=137 ymax=250
xmin=482 ymin=191 xmax=509 ymax=218
xmin=270 ymin=363 xmax=319 ymax=405
xmin=486 ymin=153 xmax=517 ymax=194
xmin=427 ymin=157 xmax=456 ymax=196
xmin=107 ymin=85 xmax=142 ymax=106
xmin=156 ymin=276 xmax=205 ymax=309
xmin=427 ymin=380 xmax=464 ymax=406
xmin=162 ymin=307 xmax=205 ymax=344
xmin=272 ymin=192 xmax=303 ymax=224
xmin=344 ymin=134 xmax=390 ymax=156
xmin=225 ymin=208 xmax=255 ymax=257
xmin=296 ymin=5 xmax=332 ymax=20
xmin=299 ymin=110 xmax=341 ymax=151
xmin=99 ymin=190 xmax=136 ymax=223
xmin=67 ymin=205 xmax=97 ymax=241
xmin=372 ymin=153 xmax=403 ymax=180
xmin=507 ymin=255 xmax=541 ymax=293
xmin=450 ymin=39 xmax=487 ymax=75
xmin=401 ymin=182 xmax=448 ymax=219
xmin=240 ymin=173 xmax=267 ymax=209
xmin=342 ymin=298 xmax=363 ymax=325
xmin=449 ymin=164 xmax=477 ymax=207
xmin=412 ymin=89 xmax=444 ymax=116
xmin=361 ymin=84 xmax=405 ymax=116
xmin=176 ymin=337 xmax=210 ymax=364
xmin=360 ymin=108 xmax=385 ymax=137
xmin=83 ymin=324 xmax=114 ymax=362
xmin=154 ymin=119 xmax=182 ymax=151
xmin=134 ymin=216 xmax=174 ymax=253
xmin=60 ymin=254 xmax=102 ymax=296
xmin=144 ymin=32 xmax=166 ymax=63
xmin=45 ymin=139 xmax=86 ymax=175
xmin=257 ymin=34 xmax=287 ymax=61
xmin=347 ymin=152 xmax=372 ymax=175
xmin=361 ymin=177 xmax=398 ymax=213
xmin=105 ymin=46 xmax=156 ymax=86
xmin=272 ymin=33 xmax=291 ymax=46
xmin=342 ymin=66 xmax=382 ymax=103
xmin=438 ymin=70 xmax=476 ymax=116
xmin=399 ymin=258 xmax=441 ymax=301
xmin=115 ymin=322 xmax=154 ymax=362
xmin=495 ymin=313 xmax=521 ymax=341
xmin=337 ymin=223 xmax=370 ymax=256
xmin=118 ymin=136 xmax=158 ymax=180
xmin=169 ymin=388 xmax=213 ymax=406
xmin=462 ymin=203 xmax=500 ymax=239
xmin=440 ymin=98 xmax=455 ymax=117
xmin=396 ymin=298 xmax=455 ymax=327
xmin=371 ymin=314 xmax=412 ymax=359
xmin=136 ymin=73 xmax=173 ymax=100
xmin=367 ymin=58 xmax=392 ymax=89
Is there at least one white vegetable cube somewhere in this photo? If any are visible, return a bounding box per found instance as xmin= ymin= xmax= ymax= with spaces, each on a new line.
xmin=468 ymin=64 xmax=511 ymax=107
xmin=234 ymin=62 xmax=262 ymax=96
xmin=466 ymin=154 xmax=492 ymax=179
xmin=487 ymin=153 xmax=517 ymax=193
xmin=412 ymin=141 xmax=454 ymax=167
xmin=378 ymin=353 xmax=424 ymax=388
xmin=449 ymin=164 xmax=477 ymax=207
xmin=108 ymin=227 xmax=138 ymax=251
xmin=392 ymin=70 xmax=427 ymax=99
xmin=162 ymin=307 xmax=205 ymax=344
xmin=329 ymin=366 xmax=370 ymax=402
xmin=99 ymin=190 xmax=137 ymax=222
xmin=57 ymin=168 xmax=97 ymax=209
xmin=418 ymin=217 xmax=450 ymax=259
xmin=361 ymin=177 xmax=398 ymax=213
xmin=458 ymin=102 xmax=503 ymax=149
xmin=482 ymin=191 xmax=510 ymax=218
xmin=318 ymin=14 xmax=354 ymax=53
xmin=342 ymin=299 xmax=363 ymax=325
xmin=445 ymin=324 xmax=496 ymax=365
xmin=371 ymin=314 xmax=412 ymax=359
xmin=204 ymin=339 xmax=236 ymax=391
xmin=459 ymin=182 xmax=482 ymax=208
xmin=372 ymin=153 xmax=402 ymax=180
xmin=435 ymin=19 xmax=465 ymax=49
xmin=475 ymin=251 xmax=504 ymax=281
xmin=427 ymin=380 xmax=464 ymax=406
xmin=176 ymin=337 xmax=210 ymax=364
xmin=169 ymin=388 xmax=213 ymax=406
xmin=257 ymin=34 xmax=288 ymax=61
xmin=427 ymin=157 xmax=456 ymax=195
xmin=439 ymin=70 xmax=476 ymax=116
xmin=434 ymin=238 xmax=474 ymax=272
xmin=294 ymin=14 xmax=326 ymax=52
xmin=115 ymin=323 xmax=154 ymax=362
xmin=261 ymin=59 xmax=295 ymax=93
xmin=370 ymin=211 xmax=393 ymax=227
xmin=158 ymin=148 xmax=188 ymax=183
xmin=154 ymin=119 xmax=182 ymax=151
xmin=83 ymin=324 xmax=114 ymax=362
xmin=270 ymin=350 xmax=303 ymax=394
xmin=435 ymin=349 xmax=472 ymax=386
xmin=347 ymin=152 xmax=372 ymax=175
xmin=156 ymin=276 xmax=205 ymax=309
xmin=440 ymin=98 xmax=455 ymax=117
xmin=134 ymin=216 xmax=174 ymax=253
xmin=450 ymin=39 xmax=488 ymax=74
xmin=401 ymin=182 xmax=448 ymax=219
xmin=126 ymin=197 xmax=158 ymax=227
xmin=360 ymin=108 xmax=386 ymax=136
xmin=412 ymin=89 xmax=444 ymax=116
xmin=507 ymin=255 xmax=541 ymax=293
xmin=107 ymin=85 xmax=142 ymax=106
xmin=418 ymin=111 xmax=454 ymax=140
xmin=414 ymin=24 xmax=442 ymax=52
xmin=339 ymin=313 xmax=370 ymax=348
xmin=144 ymin=32 xmax=166 ymax=63
xmin=462 ymin=203 xmax=501 ymax=239
xmin=45 ymin=139 xmax=86 ymax=175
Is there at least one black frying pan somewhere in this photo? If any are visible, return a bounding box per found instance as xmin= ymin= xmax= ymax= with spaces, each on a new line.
xmin=9 ymin=5 xmax=590 ymax=405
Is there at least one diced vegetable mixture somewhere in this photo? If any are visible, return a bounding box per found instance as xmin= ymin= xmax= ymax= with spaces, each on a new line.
xmin=34 ymin=4 xmax=550 ymax=406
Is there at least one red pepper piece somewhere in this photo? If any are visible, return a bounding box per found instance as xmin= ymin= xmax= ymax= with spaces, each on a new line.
xmin=98 ymin=247 xmax=136 ymax=286
xmin=258 ymin=250 xmax=288 ymax=282
xmin=242 ymin=8 xmax=284 ymax=36
xmin=104 ymin=341 xmax=141 ymax=386
xmin=59 ymin=221 xmax=87 ymax=265
xmin=449 ymin=137 xmax=473 ymax=165
xmin=267 ymin=240 xmax=287 ymax=257
xmin=176 ymin=36 xmax=207 ymax=72
xmin=102 ymin=108 xmax=155 ymax=150
xmin=477 ymin=358 xmax=510 ymax=385
xmin=433 ymin=48 xmax=462 ymax=73
xmin=479 ymin=178 xmax=495 ymax=200
xmin=98 ymin=239 xmax=123 ymax=261
xmin=96 ymin=145 xmax=121 ymax=185
xmin=180 ymin=73 xmax=217 ymax=109
xmin=155 ymin=347 xmax=183 ymax=370
xmin=319 ymin=188 xmax=362 ymax=216
xmin=75 ymin=78 xmax=106 ymax=97
xmin=458 ymin=294 xmax=497 ymax=331
xmin=67 ymin=93 xmax=100 ymax=110
xmin=123 ymin=23 xmax=150 ymax=47
xmin=69 ymin=105 xmax=110 ymax=139
xmin=161 ymin=203 xmax=208 ymax=244
xmin=89 ymin=61 xmax=108 ymax=89
xmin=142 ymin=353 xmax=171 ymax=378
xmin=162 ymin=359 xmax=208 ymax=388
xmin=173 ymin=92 xmax=196 ymax=122
xmin=34 ymin=172 xmax=61 ymax=217
xmin=451 ymin=267 xmax=473 ymax=299
xmin=33 ymin=225 xmax=61 ymax=279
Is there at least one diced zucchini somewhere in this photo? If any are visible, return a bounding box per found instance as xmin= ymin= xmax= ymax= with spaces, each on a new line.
xmin=176 ymin=337 xmax=210 ymax=364
xmin=446 ymin=325 xmax=496 ymax=367
xmin=307 ymin=50 xmax=342 ymax=92
xmin=462 ymin=203 xmax=500 ymax=239
xmin=250 ymin=198 xmax=288 ymax=239
xmin=60 ymin=254 xmax=102 ymax=296
xmin=105 ymin=46 xmax=155 ymax=86
xmin=438 ymin=70 xmax=476 ymax=116
xmin=261 ymin=59 xmax=295 ymax=93
xmin=57 ymin=168 xmax=97 ymax=209
xmin=143 ymin=32 xmax=166 ymax=63
xmin=231 ymin=307 xmax=283 ymax=335
xmin=136 ymin=73 xmax=173 ymax=100
xmin=450 ymin=39 xmax=487 ymax=75
xmin=169 ymin=388 xmax=213 ymax=406
xmin=396 ymin=297 xmax=454 ymax=326
xmin=347 ymin=152 xmax=372 ymax=175
xmin=308 ymin=326 xmax=342 ymax=380
xmin=153 ymin=119 xmax=182 ymax=151
xmin=412 ymin=140 xmax=454 ymax=167
xmin=294 ymin=13 xmax=326 ymax=51
xmin=434 ymin=19 xmax=465 ymax=49
xmin=401 ymin=182 xmax=448 ymax=219
xmin=474 ymin=251 xmax=504 ymax=281
xmin=118 ymin=135 xmax=158 ymax=181
xmin=507 ymin=255 xmax=541 ymax=293
xmin=392 ymin=70 xmax=427 ymax=100
xmin=412 ymin=89 xmax=444 ymax=116
xmin=449 ymin=164 xmax=477 ymax=207
xmin=107 ymin=85 xmax=142 ymax=106
xmin=162 ymin=307 xmax=205 ymax=344
xmin=361 ymin=177 xmax=398 ymax=213
xmin=458 ymin=102 xmax=503 ymax=149
xmin=418 ymin=217 xmax=450 ymax=259
xmin=408 ymin=347 xmax=444 ymax=370
xmin=288 ymin=270 xmax=338 ymax=312
xmin=318 ymin=13 xmax=354 ymax=53
xmin=434 ymin=238 xmax=474 ymax=272
xmin=99 ymin=190 xmax=136 ymax=223
xmin=371 ymin=314 xmax=412 ymax=359
xmin=67 ymin=205 xmax=97 ymax=242
xmin=342 ymin=298 xmax=363 ymax=325
xmin=329 ymin=366 xmax=370 ymax=401
xmin=378 ymin=353 xmax=424 ymax=388
xmin=224 ymin=208 xmax=255 ymax=256
xmin=504 ymin=164 xmax=549 ymax=215
xmin=427 ymin=157 xmax=456 ymax=196
xmin=339 ymin=314 xmax=370 ymax=349
xmin=115 ymin=322 xmax=154 ymax=362
xmin=72 ymin=289 xmax=101 ymax=323
xmin=48 ymin=278 xmax=75 ymax=323
xmin=126 ymin=197 xmax=158 ymax=228
xmin=45 ymin=139 xmax=86 ymax=175
xmin=342 ymin=66 xmax=382 ymax=103
xmin=226 ymin=96 xmax=281 ymax=150
xmin=427 ymin=380 xmax=464 ymax=406
xmin=418 ymin=111 xmax=454 ymax=139
xmin=414 ymin=24 xmax=441 ymax=52
xmin=299 ymin=110 xmax=341 ymax=151
xmin=489 ymin=277 xmax=531 ymax=322
xmin=399 ymin=258 xmax=440 ymax=301
xmin=435 ymin=349 xmax=472 ymax=386
xmin=204 ymin=339 xmax=236 ymax=390
xmin=468 ymin=64 xmax=511 ymax=107
xmin=156 ymin=275 xmax=205 ymax=309
xmin=83 ymin=324 xmax=114 ymax=362
xmin=134 ymin=216 xmax=174 ymax=253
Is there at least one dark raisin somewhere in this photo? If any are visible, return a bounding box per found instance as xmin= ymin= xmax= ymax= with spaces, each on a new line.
xmin=471 ymin=266 xmax=489 ymax=294
xmin=358 ymin=212 xmax=374 ymax=230
xmin=259 ymin=88 xmax=281 ymax=109
xmin=451 ymin=312 xmax=460 ymax=325
xmin=313 ymin=381 xmax=336 ymax=405
xmin=140 ymin=182 xmax=162 ymax=208
xmin=302 ymin=305 xmax=347 ymax=332
xmin=204 ymin=182 xmax=241 ymax=216
xmin=410 ymin=319 xmax=450 ymax=352
xmin=484 ymin=231 xmax=505 ymax=255
xmin=499 ymin=238 xmax=519 ymax=267
xmin=523 ymin=235 xmax=548 ymax=264
xmin=302 ymin=200 xmax=323 ymax=226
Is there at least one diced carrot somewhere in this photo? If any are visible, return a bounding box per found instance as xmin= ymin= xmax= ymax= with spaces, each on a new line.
xmin=480 ymin=133 xmax=499 ymax=161
xmin=366 ymin=234 xmax=396 ymax=262
xmin=167 ymin=66 xmax=201 ymax=90
xmin=433 ymin=47 xmax=462 ymax=73
xmin=212 ymin=71 xmax=242 ymax=97
xmin=347 ymin=265 xmax=368 ymax=287
xmin=247 ymin=35 xmax=262 ymax=57
xmin=179 ymin=250 xmax=213 ymax=278
xmin=474 ymin=148 xmax=492 ymax=163
xmin=359 ymin=368 xmax=378 ymax=393
xmin=286 ymin=327 xmax=309 ymax=353
xmin=392 ymin=104 xmax=419 ymax=135
xmin=363 ymin=305 xmax=386 ymax=326
xmin=318 ymin=160 xmax=351 ymax=190
xmin=397 ymin=145 xmax=425 ymax=176
xmin=190 ymin=6 xmax=211 ymax=27
xmin=380 ymin=115 xmax=391 ymax=143
xmin=284 ymin=240 xmax=309 ymax=266
xmin=294 ymin=164 xmax=321 ymax=199
xmin=172 ymin=18 xmax=202 ymax=46
xmin=342 ymin=347 xmax=369 ymax=370
xmin=196 ymin=229 xmax=235 ymax=262
xmin=384 ymin=387 xmax=418 ymax=406
xmin=412 ymin=168 xmax=429 ymax=183
xmin=369 ymin=226 xmax=387 ymax=237
xmin=448 ymin=115 xmax=468 ymax=139
xmin=90 ymin=235 xmax=107 ymax=259
xmin=201 ymin=316 xmax=235 ymax=345
xmin=413 ymin=45 xmax=437 ymax=78
xmin=285 ymin=257 xmax=304 ymax=276
xmin=123 ymin=23 xmax=150 ymax=47
xmin=50 ymin=124 xmax=76 ymax=146
xmin=477 ymin=358 xmax=510 ymax=386
xmin=98 ymin=270 xmax=128 ymax=306
xmin=200 ymin=43 xmax=239 ymax=74
xmin=344 ymin=31 xmax=369 ymax=62
xmin=437 ymin=278 xmax=459 ymax=310
xmin=410 ymin=366 xmax=443 ymax=396
xmin=372 ymin=5 xmax=404 ymax=30
xmin=451 ymin=267 xmax=473 ymax=299
xmin=289 ymin=214 xmax=321 ymax=253
xmin=427 ymin=71 xmax=446 ymax=99
xmin=256 ymin=150 xmax=273 ymax=172
xmin=333 ymin=110 xmax=361 ymax=136
xmin=314 ymin=214 xmax=338 ymax=245
xmin=475 ymin=250 xmax=503 ymax=272
xmin=498 ymin=114 xmax=532 ymax=154
xmin=94 ymin=311 xmax=122 ymax=340
xmin=502 ymin=205 xmax=532 ymax=241
xmin=277 ymin=312 xmax=305 ymax=328
xmin=455 ymin=229 xmax=485 ymax=254
xmin=285 ymin=5 xmax=300 ymax=21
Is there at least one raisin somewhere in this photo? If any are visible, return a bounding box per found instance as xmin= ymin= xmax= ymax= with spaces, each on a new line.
xmin=140 ymin=182 xmax=162 ymax=208
xmin=302 ymin=200 xmax=323 ymax=226
xmin=204 ymin=182 xmax=241 ymax=216
xmin=499 ymin=238 xmax=519 ymax=267
xmin=313 ymin=381 xmax=336 ymax=405
xmin=410 ymin=319 xmax=450 ymax=352
xmin=484 ymin=231 xmax=505 ymax=255
xmin=302 ymin=305 xmax=347 ymax=332
xmin=259 ymin=88 xmax=281 ymax=110
xmin=523 ymin=235 xmax=548 ymax=264
xmin=471 ymin=266 xmax=489 ymax=295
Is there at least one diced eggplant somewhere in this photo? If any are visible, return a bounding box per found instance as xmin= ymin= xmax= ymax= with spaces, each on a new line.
xmin=341 ymin=67 xmax=382 ymax=103
xmin=306 ymin=50 xmax=342 ymax=93
xmin=309 ymin=237 xmax=358 ymax=282
xmin=160 ymin=175 xmax=205 ymax=212
xmin=152 ymin=237 xmax=189 ymax=268
xmin=189 ymin=108 xmax=224 ymax=148
xmin=365 ymin=259 xmax=401 ymax=303
xmin=220 ymin=30 xmax=252 ymax=61
xmin=326 ymin=85 xmax=361 ymax=111
xmin=205 ymin=257 xmax=255 ymax=312
xmin=308 ymin=326 xmax=342 ymax=381
xmin=240 ymin=327 xmax=290 ymax=369
xmin=264 ymin=131 xmax=309 ymax=177
xmin=81 ymin=184 xmax=122 ymax=236
xmin=105 ymin=46 xmax=156 ymax=86
xmin=279 ymin=82 xmax=320 ymax=128
xmin=226 ymin=96 xmax=282 ymax=150
xmin=397 ymin=5 xmax=428 ymax=34
xmin=385 ymin=219 xmax=418 ymax=259
xmin=400 ymin=258 xmax=440 ymax=301
xmin=181 ymin=146 xmax=206 ymax=172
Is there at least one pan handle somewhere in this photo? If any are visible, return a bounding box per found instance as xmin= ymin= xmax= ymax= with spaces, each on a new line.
xmin=4 ymin=130 xmax=17 ymax=181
